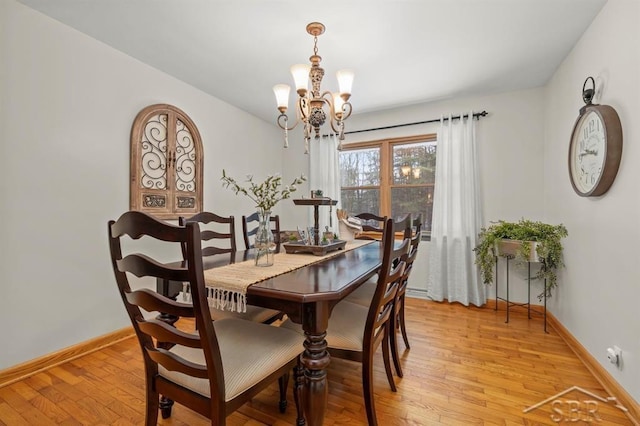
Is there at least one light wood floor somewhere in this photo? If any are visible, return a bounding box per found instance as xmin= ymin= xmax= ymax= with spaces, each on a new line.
xmin=0 ymin=298 xmax=634 ymax=425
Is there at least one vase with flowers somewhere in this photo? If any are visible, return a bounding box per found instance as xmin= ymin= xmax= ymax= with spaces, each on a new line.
xmin=221 ymin=170 xmax=306 ymax=266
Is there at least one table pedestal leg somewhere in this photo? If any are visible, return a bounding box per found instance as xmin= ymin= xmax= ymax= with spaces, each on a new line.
xmin=294 ymin=360 xmax=306 ymax=426
xmin=301 ymin=330 xmax=330 ymax=426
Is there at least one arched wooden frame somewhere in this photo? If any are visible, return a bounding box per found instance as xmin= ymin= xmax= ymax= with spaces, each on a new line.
xmin=130 ymin=104 xmax=204 ymax=219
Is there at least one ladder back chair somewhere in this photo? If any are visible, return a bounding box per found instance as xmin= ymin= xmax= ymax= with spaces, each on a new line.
xmin=180 ymin=211 xmax=282 ymax=324
xmin=390 ymin=214 xmax=422 ymax=378
xmin=281 ymin=216 xmax=411 ymax=426
xmin=241 ymin=212 xmax=281 ymax=250
xmin=108 ymin=211 xmax=304 ymax=425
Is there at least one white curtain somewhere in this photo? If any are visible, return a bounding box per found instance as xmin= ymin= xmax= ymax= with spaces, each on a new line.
xmin=426 ymin=112 xmax=485 ymax=306
xmin=309 ymin=134 xmax=342 ymax=235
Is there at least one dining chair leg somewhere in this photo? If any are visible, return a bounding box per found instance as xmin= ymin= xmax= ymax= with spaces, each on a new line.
xmin=293 ymin=359 xmax=306 ymax=426
xmin=145 ymin=389 xmax=159 ymax=426
xmin=389 ymin=311 xmax=404 ymax=378
xmin=399 ymin=296 xmax=411 ymax=349
xmin=362 ymin=350 xmax=378 ymax=426
xmin=159 ymin=395 xmax=173 ymax=419
xmin=382 ymin=326 xmax=397 ymax=392
xmin=278 ymin=373 xmax=289 ymax=413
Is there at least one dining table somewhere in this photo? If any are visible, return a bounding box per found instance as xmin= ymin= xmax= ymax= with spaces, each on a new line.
xmin=157 ymin=240 xmax=382 ymax=426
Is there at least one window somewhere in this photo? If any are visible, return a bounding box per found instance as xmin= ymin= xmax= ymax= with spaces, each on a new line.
xmin=339 ymin=134 xmax=436 ymax=236
xmin=130 ymin=104 xmax=203 ymax=219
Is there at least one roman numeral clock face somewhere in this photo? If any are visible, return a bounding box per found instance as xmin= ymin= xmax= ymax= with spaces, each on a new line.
xmin=568 ymin=105 xmax=622 ymax=197
xmin=570 ymin=111 xmax=605 ymax=194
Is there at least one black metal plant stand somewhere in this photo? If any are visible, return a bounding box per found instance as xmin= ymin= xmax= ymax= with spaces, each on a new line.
xmin=494 ymin=255 xmax=548 ymax=333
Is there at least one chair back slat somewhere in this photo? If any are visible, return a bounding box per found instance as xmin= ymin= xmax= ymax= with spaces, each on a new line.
xmin=180 ymin=212 xmax=237 ymax=256
xmin=201 ymin=246 xmax=235 ymax=257
xmin=125 ymin=289 xmax=195 ymax=319
xmin=371 ymin=253 xmax=406 ymax=331
xmin=355 ymin=212 xmax=386 ymax=232
xmin=146 ymin=349 xmax=210 ymax=379
xmin=110 ymin=211 xmax=190 ymax=243
xmin=201 ymin=229 xmax=233 ymax=241
xmin=354 ymin=212 xmax=387 ymax=240
xmin=398 ymin=213 xmax=423 ymax=295
xmin=117 ymin=254 xmax=189 ymax=282
xmin=138 ymin=320 xmax=203 ymax=348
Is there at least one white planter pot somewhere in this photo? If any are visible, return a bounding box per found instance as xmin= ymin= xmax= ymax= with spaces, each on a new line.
xmin=494 ymin=239 xmax=540 ymax=262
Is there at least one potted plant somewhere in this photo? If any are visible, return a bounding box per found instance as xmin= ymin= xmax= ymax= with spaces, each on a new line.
xmin=473 ymin=219 xmax=568 ymax=298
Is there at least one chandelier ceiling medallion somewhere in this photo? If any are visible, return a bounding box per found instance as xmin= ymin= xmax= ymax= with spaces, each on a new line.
xmin=273 ymin=22 xmax=354 ymax=153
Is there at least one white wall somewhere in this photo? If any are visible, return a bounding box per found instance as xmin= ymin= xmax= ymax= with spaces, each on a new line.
xmin=543 ymin=0 xmax=640 ymax=402
xmin=0 ymin=0 xmax=283 ymax=370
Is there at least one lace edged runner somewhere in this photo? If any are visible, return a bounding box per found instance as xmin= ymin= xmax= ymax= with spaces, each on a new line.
xmin=187 ymin=240 xmax=374 ymax=312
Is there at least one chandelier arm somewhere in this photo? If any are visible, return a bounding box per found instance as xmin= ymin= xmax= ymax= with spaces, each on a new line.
xmin=319 ymin=91 xmax=352 ymax=121
xmin=340 ymin=102 xmax=353 ymax=121
xmin=297 ymin=97 xmax=311 ymax=121
xmin=319 ymin=91 xmax=337 ymax=124
xmin=277 ymin=114 xmax=299 ymax=131
xmin=320 ymin=91 xmax=334 ymax=104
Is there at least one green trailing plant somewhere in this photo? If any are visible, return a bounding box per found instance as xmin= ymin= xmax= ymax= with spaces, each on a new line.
xmin=473 ymin=219 xmax=568 ymax=299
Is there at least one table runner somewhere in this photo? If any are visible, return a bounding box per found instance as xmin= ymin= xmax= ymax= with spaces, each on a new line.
xmin=200 ymin=240 xmax=374 ymax=312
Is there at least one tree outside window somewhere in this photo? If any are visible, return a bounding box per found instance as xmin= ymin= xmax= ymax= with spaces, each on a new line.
xmin=339 ymin=135 xmax=436 ymax=237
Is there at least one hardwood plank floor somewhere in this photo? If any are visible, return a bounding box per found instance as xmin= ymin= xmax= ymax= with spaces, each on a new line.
xmin=0 ymin=298 xmax=635 ymax=425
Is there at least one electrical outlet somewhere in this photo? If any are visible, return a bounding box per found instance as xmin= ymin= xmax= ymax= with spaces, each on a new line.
xmin=607 ymin=346 xmax=622 ymax=368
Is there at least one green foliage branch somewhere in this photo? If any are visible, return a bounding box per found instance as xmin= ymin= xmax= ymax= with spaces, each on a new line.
xmin=221 ymin=170 xmax=306 ymax=212
xmin=473 ymin=219 xmax=568 ymax=299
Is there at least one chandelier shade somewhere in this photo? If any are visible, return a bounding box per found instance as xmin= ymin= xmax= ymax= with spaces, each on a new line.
xmin=336 ymin=69 xmax=354 ymax=98
xmin=273 ymin=22 xmax=354 ymax=154
xmin=273 ymin=84 xmax=290 ymax=112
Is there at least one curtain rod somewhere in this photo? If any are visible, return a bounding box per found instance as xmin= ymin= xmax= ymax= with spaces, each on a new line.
xmin=345 ymin=110 xmax=489 ymax=135
xmin=321 ymin=110 xmax=488 ymax=138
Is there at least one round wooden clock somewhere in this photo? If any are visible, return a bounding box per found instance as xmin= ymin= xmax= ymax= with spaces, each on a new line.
xmin=568 ymin=77 xmax=623 ymax=197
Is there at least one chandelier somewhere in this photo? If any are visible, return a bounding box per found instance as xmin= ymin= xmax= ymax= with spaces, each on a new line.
xmin=273 ymin=22 xmax=354 ymax=154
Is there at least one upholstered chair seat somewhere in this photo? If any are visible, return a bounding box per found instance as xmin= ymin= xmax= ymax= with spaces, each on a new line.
xmin=160 ymin=318 xmax=304 ymax=402
xmin=344 ymin=278 xmax=377 ymax=307
xmin=281 ymin=301 xmax=369 ymax=352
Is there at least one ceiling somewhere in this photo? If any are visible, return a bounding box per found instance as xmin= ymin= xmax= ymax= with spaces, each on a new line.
xmin=18 ymin=0 xmax=607 ymax=124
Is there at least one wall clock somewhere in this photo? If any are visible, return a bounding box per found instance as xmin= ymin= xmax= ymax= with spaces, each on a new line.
xmin=568 ymin=77 xmax=623 ymax=197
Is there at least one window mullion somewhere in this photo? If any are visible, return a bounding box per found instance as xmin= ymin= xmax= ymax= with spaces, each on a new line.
xmin=380 ymin=141 xmax=391 ymax=218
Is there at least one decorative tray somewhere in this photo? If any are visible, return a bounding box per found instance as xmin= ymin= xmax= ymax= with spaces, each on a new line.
xmin=282 ymin=240 xmax=346 ymax=256
xmin=293 ymin=198 xmax=338 ymax=206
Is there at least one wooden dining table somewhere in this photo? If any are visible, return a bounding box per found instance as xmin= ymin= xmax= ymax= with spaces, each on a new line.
xmin=157 ymin=241 xmax=382 ymax=426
